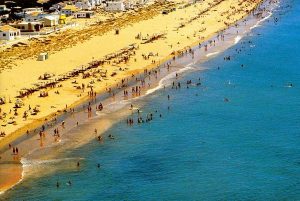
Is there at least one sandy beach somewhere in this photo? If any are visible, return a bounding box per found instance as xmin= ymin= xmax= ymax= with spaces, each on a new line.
xmin=0 ymin=0 xmax=263 ymax=146
xmin=0 ymin=0 xmax=268 ymax=194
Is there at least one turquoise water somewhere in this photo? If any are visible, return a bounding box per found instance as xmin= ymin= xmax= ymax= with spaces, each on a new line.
xmin=2 ymin=1 xmax=300 ymax=200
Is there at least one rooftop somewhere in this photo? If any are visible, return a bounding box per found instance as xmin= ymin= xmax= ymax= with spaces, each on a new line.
xmin=43 ymin=16 xmax=57 ymax=20
xmin=62 ymin=5 xmax=78 ymax=11
xmin=0 ymin=25 xmax=19 ymax=32
xmin=15 ymin=21 xmax=44 ymax=25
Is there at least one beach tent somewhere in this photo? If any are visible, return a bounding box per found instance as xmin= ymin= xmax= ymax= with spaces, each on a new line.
xmin=38 ymin=52 xmax=49 ymax=61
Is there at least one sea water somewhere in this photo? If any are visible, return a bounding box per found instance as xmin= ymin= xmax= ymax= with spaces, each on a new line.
xmin=2 ymin=0 xmax=300 ymax=200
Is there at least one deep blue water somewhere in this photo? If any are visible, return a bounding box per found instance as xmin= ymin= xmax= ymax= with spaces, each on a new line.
xmin=2 ymin=1 xmax=300 ymax=200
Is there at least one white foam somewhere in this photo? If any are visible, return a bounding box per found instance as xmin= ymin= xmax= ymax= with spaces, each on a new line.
xmin=145 ymin=84 xmax=163 ymax=96
xmin=25 ymin=138 xmax=68 ymax=158
xmin=146 ymin=62 xmax=196 ymax=95
xmin=234 ymin=36 xmax=242 ymax=44
xmin=145 ymin=72 xmax=174 ymax=95
xmin=97 ymin=99 xmax=130 ymax=115
xmin=250 ymin=23 xmax=261 ymax=30
xmin=250 ymin=11 xmax=273 ymax=30
xmin=178 ymin=62 xmax=197 ymax=73
xmin=21 ymin=157 xmax=83 ymax=168
xmin=206 ymin=51 xmax=220 ymax=57
xmin=95 ymin=111 xmax=107 ymax=116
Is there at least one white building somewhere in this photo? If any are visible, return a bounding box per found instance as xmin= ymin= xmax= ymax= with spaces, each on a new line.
xmin=75 ymin=0 xmax=93 ymax=10
xmin=11 ymin=21 xmax=44 ymax=32
xmin=88 ymin=0 xmax=96 ymax=8
xmin=124 ymin=0 xmax=134 ymax=9
xmin=0 ymin=5 xmax=11 ymax=12
xmin=24 ymin=12 xmax=41 ymax=22
xmin=25 ymin=13 xmax=60 ymax=23
xmin=0 ymin=14 xmax=9 ymax=21
xmin=61 ymin=5 xmax=79 ymax=16
xmin=73 ymin=11 xmax=95 ymax=18
xmin=49 ymin=2 xmax=66 ymax=12
xmin=22 ymin=7 xmax=43 ymax=14
xmin=0 ymin=25 xmax=20 ymax=41
xmin=105 ymin=0 xmax=125 ymax=11
xmin=94 ymin=0 xmax=102 ymax=6
xmin=42 ymin=16 xmax=59 ymax=27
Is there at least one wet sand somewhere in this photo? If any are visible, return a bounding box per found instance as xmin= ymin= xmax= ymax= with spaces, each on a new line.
xmin=0 ymin=163 xmax=22 ymax=194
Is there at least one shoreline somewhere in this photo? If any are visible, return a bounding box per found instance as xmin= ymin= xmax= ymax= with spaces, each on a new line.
xmin=0 ymin=0 xmax=277 ymax=195
xmin=0 ymin=0 xmax=266 ymax=151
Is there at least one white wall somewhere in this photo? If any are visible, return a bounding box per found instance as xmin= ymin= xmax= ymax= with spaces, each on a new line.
xmin=61 ymin=10 xmax=73 ymax=16
xmin=0 ymin=30 xmax=20 ymax=40
xmin=106 ymin=1 xmax=125 ymax=11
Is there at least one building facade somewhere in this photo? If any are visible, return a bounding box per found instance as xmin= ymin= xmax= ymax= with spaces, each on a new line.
xmin=105 ymin=0 xmax=125 ymax=11
xmin=11 ymin=22 xmax=44 ymax=32
xmin=61 ymin=5 xmax=78 ymax=16
xmin=0 ymin=25 xmax=20 ymax=40
xmin=73 ymin=11 xmax=95 ymax=18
